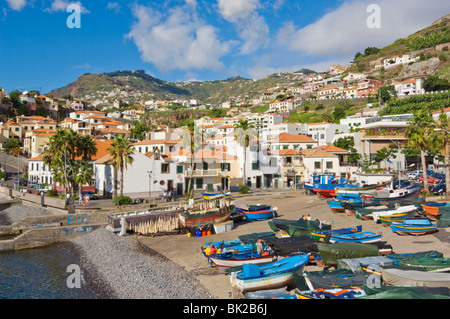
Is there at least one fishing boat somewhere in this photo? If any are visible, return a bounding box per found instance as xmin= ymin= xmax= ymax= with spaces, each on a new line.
xmin=397 ymin=258 xmax=450 ymax=272
xmin=205 ymin=240 xmax=241 ymax=248
xmin=286 ymin=219 xmax=332 ymax=237
xmin=389 ymin=217 xmax=438 ymax=236
xmin=373 ymin=205 xmax=418 ymax=223
xmin=312 ymin=174 xmax=350 ymax=198
xmin=179 ymin=207 xmax=232 ymax=230
xmin=243 ymin=207 xmax=278 ymax=222
xmin=234 ymin=203 xmax=271 ymax=213
xmin=294 ymin=269 xmax=371 ymax=291
xmin=328 ymin=231 xmax=382 ymax=244
xmin=238 ymin=232 xmax=277 ymax=244
xmin=264 ymin=236 xmax=320 ymax=257
xmin=326 ymin=200 xmax=346 ymax=214
xmin=381 ymin=268 xmax=450 ymax=288
xmin=201 ymin=192 xmax=231 ymax=201
xmin=385 ymin=250 xmax=444 ymax=266
xmin=309 ymin=225 xmax=362 ymax=242
xmin=315 ymin=242 xmax=382 ymax=267
xmin=337 ymin=256 xmax=395 ymax=273
xmin=304 ymin=173 xmax=341 ymax=195
xmin=362 ymin=284 xmax=450 ymax=298
xmin=356 ymin=205 xmax=417 ymax=221
xmin=422 ymin=202 xmax=450 ymax=220
xmin=206 ymin=250 xmax=276 ymax=273
xmin=334 ymin=180 xmax=393 ymax=200
xmin=361 ymin=185 xmax=422 ymax=204
xmin=230 ymin=254 xmax=310 ymax=293
xmin=294 ymin=288 xmax=367 ymax=299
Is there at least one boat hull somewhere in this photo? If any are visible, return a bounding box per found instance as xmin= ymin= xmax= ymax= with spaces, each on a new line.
xmin=329 ymin=232 xmax=382 ymax=244
xmin=202 ymin=192 xmax=231 ymax=201
xmin=244 ymin=210 xmax=277 ymax=222
xmin=208 ymin=252 xmax=275 ymax=273
xmin=390 ymin=218 xmax=438 ymax=236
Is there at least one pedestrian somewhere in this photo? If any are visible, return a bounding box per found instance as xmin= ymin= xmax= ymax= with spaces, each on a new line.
xmin=256 ymin=239 xmax=264 ymax=254
xmin=307 ymin=214 xmax=311 ymax=221
xmin=86 ymin=195 xmax=90 ymax=207
xmin=290 ymin=180 xmax=293 ymax=189
xmin=66 ymin=193 xmax=70 ymax=204
xmin=163 ymin=190 xmax=167 ymax=202
xmin=79 ymin=195 xmax=83 ymax=205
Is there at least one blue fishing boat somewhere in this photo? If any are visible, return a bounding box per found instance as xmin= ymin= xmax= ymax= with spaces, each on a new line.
xmin=312 ymin=174 xmax=349 ymax=198
xmin=390 ymin=218 xmax=438 ymax=236
xmin=206 ymin=250 xmax=276 ymax=273
xmin=205 ymin=240 xmax=241 ymax=248
xmin=310 ymin=225 xmax=362 ymax=241
xmin=230 ymin=254 xmax=310 ymax=293
xmin=328 ymin=231 xmax=382 ymax=244
xmin=202 ymin=192 xmax=231 ymax=201
xmin=243 ymin=208 xmax=278 ymax=222
xmin=327 ymin=200 xmax=346 ymax=214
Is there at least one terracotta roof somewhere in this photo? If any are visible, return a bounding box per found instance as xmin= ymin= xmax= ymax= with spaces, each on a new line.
xmin=301 ymin=149 xmax=337 ymax=158
xmin=277 ymin=149 xmax=301 ymax=156
xmin=274 ymin=132 xmax=317 ymax=143
xmin=318 ymin=145 xmax=348 ymax=153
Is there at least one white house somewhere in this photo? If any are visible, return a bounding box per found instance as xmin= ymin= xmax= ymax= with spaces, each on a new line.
xmin=269 ymin=100 xmax=299 ymax=113
xmin=306 ymin=122 xmax=350 ymax=146
xmin=394 ymin=78 xmax=424 ymax=96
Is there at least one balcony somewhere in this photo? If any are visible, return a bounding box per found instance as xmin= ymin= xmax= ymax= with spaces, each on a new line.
xmin=185 ymin=169 xmax=220 ymax=177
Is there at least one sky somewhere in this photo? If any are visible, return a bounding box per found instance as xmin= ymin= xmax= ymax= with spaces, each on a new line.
xmin=0 ymin=0 xmax=449 ymax=94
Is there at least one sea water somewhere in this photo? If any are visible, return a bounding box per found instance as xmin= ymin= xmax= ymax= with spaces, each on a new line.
xmin=0 ymin=245 xmax=96 ymax=299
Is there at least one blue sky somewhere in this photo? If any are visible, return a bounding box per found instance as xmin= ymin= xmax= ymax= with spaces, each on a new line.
xmin=1 ymin=0 xmax=449 ymax=94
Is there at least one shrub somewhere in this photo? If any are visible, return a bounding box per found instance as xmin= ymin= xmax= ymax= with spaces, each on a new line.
xmin=113 ymin=196 xmax=132 ymax=206
xmin=239 ymin=185 xmax=250 ymax=194
xmin=46 ymin=189 xmax=58 ymax=197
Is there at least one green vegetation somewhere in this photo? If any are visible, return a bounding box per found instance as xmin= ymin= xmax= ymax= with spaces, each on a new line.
xmin=379 ymin=90 xmax=450 ymax=116
xmin=407 ymin=30 xmax=450 ymax=51
xmin=113 ymin=195 xmax=132 ymax=206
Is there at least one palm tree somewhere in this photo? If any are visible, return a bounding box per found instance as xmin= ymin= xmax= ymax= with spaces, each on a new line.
xmin=181 ymin=122 xmax=202 ymax=199
xmin=108 ymin=135 xmax=135 ymax=197
xmin=432 ymin=111 xmax=450 ymax=199
xmin=74 ymin=161 xmax=94 ymax=199
xmin=234 ymin=119 xmax=256 ymax=186
xmin=405 ymin=109 xmax=437 ymax=195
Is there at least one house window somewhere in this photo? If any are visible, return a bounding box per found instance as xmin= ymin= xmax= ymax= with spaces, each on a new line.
xmin=177 ymin=165 xmax=183 ymax=174
xmin=221 ymin=163 xmax=230 ymax=171
xmin=161 ymin=163 xmax=170 ymax=174
xmin=196 ymin=178 xmax=203 ymax=189
xmin=203 ymin=162 xmax=208 ymax=171
xmin=314 ymin=162 xmax=321 ymax=170
xmin=252 ymin=162 xmax=260 ymax=170
xmin=286 ymin=157 xmax=292 ymax=164
xmin=326 ymin=161 xmax=333 ymax=169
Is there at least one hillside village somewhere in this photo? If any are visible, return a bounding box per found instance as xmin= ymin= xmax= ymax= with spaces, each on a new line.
xmin=1 ymin=15 xmax=450 ymax=201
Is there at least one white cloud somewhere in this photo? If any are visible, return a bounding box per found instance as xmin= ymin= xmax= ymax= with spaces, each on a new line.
xmin=217 ymin=0 xmax=269 ymax=55
xmin=106 ymin=2 xmax=121 ymax=14
xmin=45 ymin=0 xmax=90 ymax=13
xmin=5 ymin=0 xmax=27 ymax=11
xmin=126 ymin=4 xmax=233 ymax=73
xmin=281 ymin=0 xmax=450 ymax=57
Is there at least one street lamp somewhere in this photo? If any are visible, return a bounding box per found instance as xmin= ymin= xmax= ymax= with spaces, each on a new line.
xmin=147 ymin=171 xmax=154 ymax=204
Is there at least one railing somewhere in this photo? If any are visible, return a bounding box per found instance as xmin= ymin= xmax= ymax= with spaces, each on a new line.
xmin=185 ymin=169 xmax=220 ymax=177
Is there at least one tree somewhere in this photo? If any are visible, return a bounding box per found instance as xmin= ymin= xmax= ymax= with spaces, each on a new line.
xmin=354 ymin=52 xmax=363 ymax=61
xmin=181 ymin=122 xmax=202 ymax=199
xmin=108 ymin=135 xmax=135 ymax=197
xmin=378 ymin=85 xmax=397 ymax=104
xmin=405 ymin=110 xmax=437 ymax=194
xmin=74 ymin=161 xmax=93 ymax=198
xmin=432 ymin=111 xmax=450 ymax=199
xmin=234 ymin=120 xmax=256 ymax=186
xmin=423 ymin=75 xmax=450 ymax=92
xmin=131 ymin=122 xmax=150 ymax=141
xmin=374 ymin=147 xmax=397 ymax=170
xmin=332 ymin=106 xmax=346 ymax=123
xmin=364 ymin=47 xmax=380 ymax=56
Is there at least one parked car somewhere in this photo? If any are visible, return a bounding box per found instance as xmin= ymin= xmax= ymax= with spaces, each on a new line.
xmin=431 ymin=183 xmax=446 ymax=195
xmin=81 ymin=191 xmax=99 ymax=200
xmin=419 ymin=175 xmax=441 ymax=183
xmin=407 ymin=170 xmax=423 ymax=180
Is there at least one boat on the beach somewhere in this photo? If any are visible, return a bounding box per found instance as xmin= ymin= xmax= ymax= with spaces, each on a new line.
xmin=315 ymin=242 xmax=382 ymax=267
xmin=294 ymin=288 xmax=367 ymax=299
xmin=381 ymin=268 xmax=450 ymax=288
xmin=309 ymin=225 xmax=362 ymax=242
xmin=356 ymin=205 xmax=417 ymax=221
xmin=229 ymin=254 xmax=310 ymax=293
xmin=179 ymin=206 xmax=233 ymax=230
xmin=389 ymin=217 xmax=438 ymax=236
xmin=328 ymin=231 xmax=382 ymax=244
xmin=205 ymin=250 xmax=276 ymax=273
xmin=397 ymin=257 xmax=450 ymax=272
xmin=312 ymin=175 xmax=350 ymax=198
xmin=422 ymin=202 xmax=450 ymax=220
xmin=204 ymin=240 xmax=241 ymax=249
xmin=294 ymin=268 xmax=371 ymax=291
xmin=360 ymin=185 xmax=422 ymax=204
xmin=286 ymin=219 xmax=332 ymax=237
xmin=263 ymin=236 xmax=319 ymax=257
xmin=238 ymin=232 xmax=277 ymax=244
xmin=326 ymin=200 xmax=346 ymax=214
xmin=201 ymin=192 xmax=231 ymax=201
xmin=362 ymin=284 xmax=450 ymax=299
xmin=243 ymin=207 xmax=278 ymax=222
xmin=385 ymin=250 xmax=444 ymax=266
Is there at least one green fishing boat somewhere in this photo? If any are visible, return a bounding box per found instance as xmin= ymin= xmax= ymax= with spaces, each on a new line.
xmin=286 ymin=219 xmax=332 ymax=237
xmin=397 ymin=258 xmax=450 ymax=272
